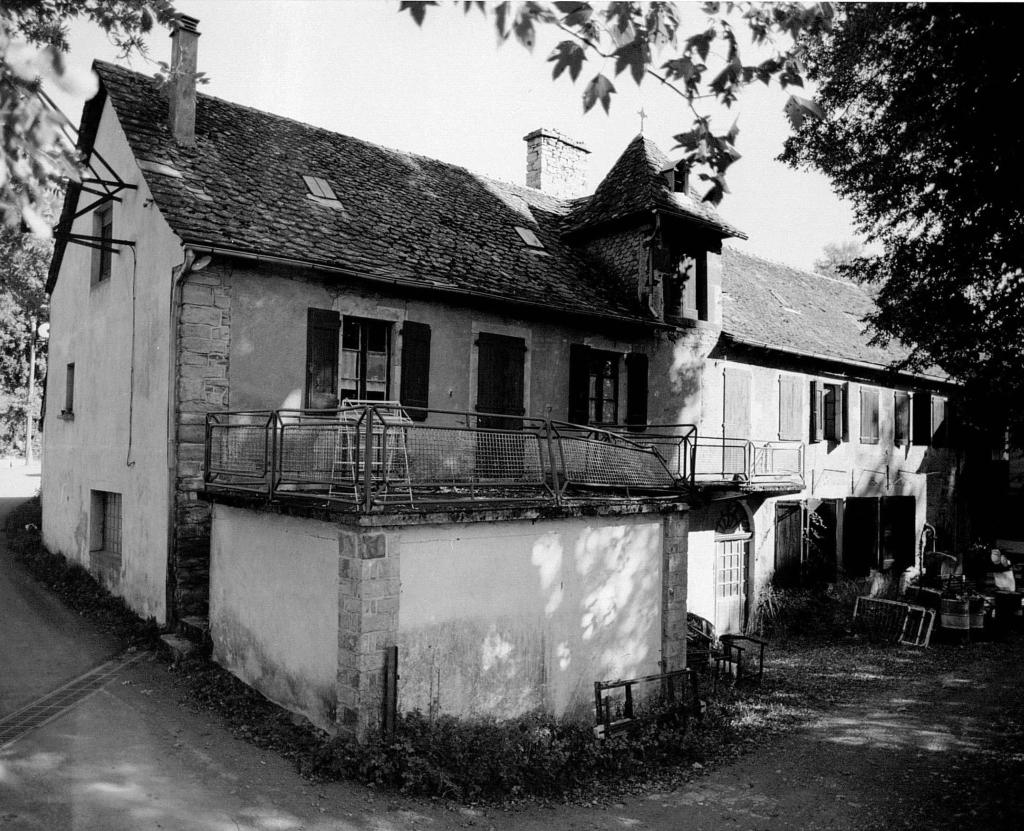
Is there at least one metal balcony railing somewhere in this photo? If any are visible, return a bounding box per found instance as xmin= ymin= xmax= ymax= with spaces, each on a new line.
xmin=205 ymin=405 xmax=699 ymax=512
xmin=692 ymin=436 xmax=805 ymax=489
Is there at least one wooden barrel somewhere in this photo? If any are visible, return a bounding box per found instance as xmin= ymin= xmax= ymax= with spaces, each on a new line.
xmin=940 ymin=598 xmax=970 ymax=631
xmin=969 ymin=596 xmax=986 ymax=630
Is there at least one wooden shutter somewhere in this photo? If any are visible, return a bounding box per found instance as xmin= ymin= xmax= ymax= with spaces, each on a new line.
xmin=859 ymin=387 xmax=879 ymax=444
xmin=931 ymin=395 xmax=947 ymax=447
xmin=400 ymin=321 xmax=431 ymax=421
xmin=912 ymin=392 xmax=931 ymax=444
xmin=625 ymin=352 xmax=649 ymax=432
xmin=305 ymin=308 xmax=340 ymax=408
xmin=779 ymin=375 xmax=802 ymax=440
xmin=568 ymin=344 xmax=591 ymax=424
xmin=894 ymin=391 xmax=911 ymax=445
xmin=774 ymin=501 xmax=804 ymax=588
xmin=810 ymin=381 xmax=824 ymax=443
xmin=723 ymin=367 xmax=751 ymax=438
xmin=477 ymin=332 xmax=526 ymax=429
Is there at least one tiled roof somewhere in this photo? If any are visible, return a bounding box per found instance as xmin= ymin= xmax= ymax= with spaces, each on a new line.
xmin=567 ymin=134 xmax=745 ymax=239
xmin=721 ymin=247 xmax=945 ymax=377
xmin=88 ymin=62 xmax=651 ymax=323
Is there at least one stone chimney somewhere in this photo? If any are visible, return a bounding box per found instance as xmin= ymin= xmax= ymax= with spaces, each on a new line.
xmin=524 ymin=128 xmax=589 ymax=198
xmin=168 ymin=15 xmax=200 ymax=146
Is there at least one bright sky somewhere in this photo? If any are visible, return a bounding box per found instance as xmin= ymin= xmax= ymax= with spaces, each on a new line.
xmin=53 ymin=0 xmax=860 ymax=272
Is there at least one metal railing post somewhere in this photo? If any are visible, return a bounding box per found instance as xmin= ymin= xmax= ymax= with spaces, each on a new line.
xmin=269 ymin=411 xmax=279 ymax=499
xmin=363 ymin=406 xmax=374 ymax=513
xmin=545 ymin=419 xmax=562 ymax=505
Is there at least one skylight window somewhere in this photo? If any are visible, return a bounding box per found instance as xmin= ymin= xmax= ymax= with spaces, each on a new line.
xmin=302 ymin=174 xmax=344 ymax=211
xmin=514 ymin=226 xmax=544 ymax=249
xmin=303 ymin=175 xmax=337 ymax=200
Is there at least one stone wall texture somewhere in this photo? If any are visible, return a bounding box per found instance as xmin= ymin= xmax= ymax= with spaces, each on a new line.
xmin=336 ymin=529 xmax=400 ymax=740
xmin=524 ymin=128 xmax=589 ymax=198
xmin=173 ymin=265 xmax=232 ymax=619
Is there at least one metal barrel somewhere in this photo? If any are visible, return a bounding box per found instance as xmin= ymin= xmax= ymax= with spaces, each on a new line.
xmin=969 ymin=596 xmax=986 ymax=630
xmin=940 ymin=598 xmax=970 ymax=631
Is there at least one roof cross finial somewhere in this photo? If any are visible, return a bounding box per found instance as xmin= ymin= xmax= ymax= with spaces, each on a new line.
xmin=638 ymin=107 xmax=648 ymax=134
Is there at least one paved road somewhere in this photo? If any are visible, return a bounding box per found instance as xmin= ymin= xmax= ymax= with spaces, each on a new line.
xmin=2 ymin=466 xmax=1022 ymax=829
xmin=0 ymin=464 xmax=121 ymax=717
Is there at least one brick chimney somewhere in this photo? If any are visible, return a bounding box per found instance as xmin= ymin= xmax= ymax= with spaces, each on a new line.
xmin=168 ymin=15 xmax=200 ymax=146
xmin=524 ymin=128 xmax=589 ymax=198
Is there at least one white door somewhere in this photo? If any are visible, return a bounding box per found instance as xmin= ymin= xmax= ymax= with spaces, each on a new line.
xmin=715 ymin=536 xmax=750 ymax=635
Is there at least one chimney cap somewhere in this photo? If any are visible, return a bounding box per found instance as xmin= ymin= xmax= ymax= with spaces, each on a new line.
xmin=523 ymin=127 xmax=589 ymax=154
xmin=172 ymin=14 xmax=200 ymax=34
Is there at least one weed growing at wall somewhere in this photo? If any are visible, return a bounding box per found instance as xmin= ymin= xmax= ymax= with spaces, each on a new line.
xmin=3 ymin=497 xmax=159 ymax=647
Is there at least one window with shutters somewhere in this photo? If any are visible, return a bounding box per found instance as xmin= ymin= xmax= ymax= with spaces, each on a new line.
xmin=477 ymin=332 xmax=526 ymax=431
xmin=778 ymin=375 xmax=802 ymax=440
xmin=304 ymin=309 xmax=340 ymax=408
xmin=894 ymin=391 xmax=911 ymax=445
xmin=859 ymin=386 xmax=880 ymax=444
xmin=567 ymin=345 xmax=618 ymax=425
xmin=340 ymin=316 xmax=391 ymax=402
xmin=824 ymin=383 xmax=846 ymax=442
xmin=399 ymin=321 xmax=431 ymax=421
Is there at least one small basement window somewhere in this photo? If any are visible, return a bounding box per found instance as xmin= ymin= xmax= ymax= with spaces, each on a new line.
xmin=514 ymin=226 xmax=545 ymax=250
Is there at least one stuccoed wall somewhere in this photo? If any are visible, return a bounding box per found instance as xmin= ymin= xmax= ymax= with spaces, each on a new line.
xmin=41 ymin=95 xmax=181 ymax=624
xmin=396 ymin=514 xmax=665 ymax=721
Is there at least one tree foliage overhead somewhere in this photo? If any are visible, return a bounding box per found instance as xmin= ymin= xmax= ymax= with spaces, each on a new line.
xmin=401 ymin=1 xmax=835 ymax=204
xmin=1 ymin=0 xmax=178 ymax=233
xmin=782 ymin=3 xmax=1024 ymax=442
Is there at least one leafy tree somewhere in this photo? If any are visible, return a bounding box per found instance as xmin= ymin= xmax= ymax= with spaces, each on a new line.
xmin=0 ymin=226 xmax=49 ymax=456
xmin=1 ymin=0 xmax=178 ymax=233
xmin=813 ymin=240 xmax=866 ymax=281
xmin=781 ymin=3 xmax=1024 ymax=444
xmin=400 ymin=1 xmax=835 ymax=204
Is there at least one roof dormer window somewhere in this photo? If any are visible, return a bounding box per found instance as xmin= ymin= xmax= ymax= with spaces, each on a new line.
xmin=302 ymin=175 xmax=344 ymax=210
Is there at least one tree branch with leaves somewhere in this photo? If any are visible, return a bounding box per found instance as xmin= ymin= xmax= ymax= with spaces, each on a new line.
xmin=400 ymin=1 xmax=834 ymax=204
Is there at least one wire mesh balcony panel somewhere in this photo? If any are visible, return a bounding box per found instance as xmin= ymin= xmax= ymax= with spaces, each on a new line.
xmin=553 ymin=424 xmax=676 ymax=491
xmin=693 ymin=438 xmax=749 ymax=482
xmin=205 ymin=407 xmax=698 ymax=510
xmin=206 ymin=413 xmax=274 ymax=492
xmin=749 ymin=442 xmax=805 ymax=488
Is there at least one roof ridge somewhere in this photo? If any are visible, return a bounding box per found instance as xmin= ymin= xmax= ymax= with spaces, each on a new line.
xmin=94 ymin=59 xmax=545 ymax=198
xmin=723 ymin=244 xmax=868 ymax=291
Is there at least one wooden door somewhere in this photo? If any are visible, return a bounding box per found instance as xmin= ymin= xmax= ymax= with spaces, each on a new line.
xmin=774 ymin=501 xmax=804 ymax=588
xmin=477 ymin=332 xmax=526 ymax=430
xmin=843 ymin=497 xmax=880 ymax=577
xmin=715 ymin=536 xmax=749 ymax=635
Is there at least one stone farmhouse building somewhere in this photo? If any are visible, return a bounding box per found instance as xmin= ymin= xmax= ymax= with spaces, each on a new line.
xmin=42 ymin=19 xmax=972 ymax=738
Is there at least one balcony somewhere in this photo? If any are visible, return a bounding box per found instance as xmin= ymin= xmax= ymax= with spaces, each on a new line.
xmin=204 ymin=404 xmax=698 ymax=513
xmin=692 ymin=436 xmax=805 ymax=493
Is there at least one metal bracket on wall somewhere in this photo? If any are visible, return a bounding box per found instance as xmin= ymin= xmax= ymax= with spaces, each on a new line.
xmin=52 ymin=231 xmax=136 ymax=254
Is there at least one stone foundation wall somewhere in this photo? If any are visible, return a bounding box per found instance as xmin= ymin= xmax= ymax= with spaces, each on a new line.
xmin=173 ymin=266 xmax=232 ymax=619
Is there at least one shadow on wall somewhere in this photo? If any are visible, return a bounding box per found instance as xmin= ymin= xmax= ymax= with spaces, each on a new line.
xmin=397 ymin=519 xmax=662 ymax=723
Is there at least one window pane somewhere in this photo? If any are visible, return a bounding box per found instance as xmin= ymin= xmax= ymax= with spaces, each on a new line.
xmin=341 ymin=321 xmax=361 ymax=350
xmin=366 ymin=321 xmax=389 ymax=353
xmin=366 ymin=353 xmax=387 ymax=383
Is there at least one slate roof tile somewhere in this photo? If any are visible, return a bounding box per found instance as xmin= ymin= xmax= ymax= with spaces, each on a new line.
xmin=721 ymin=246 xmax=945 ymax=377
xmin=567 ymin=134 xmax=745 ymax=238
xmin=93 ymin=62 xmax=644 ymax=322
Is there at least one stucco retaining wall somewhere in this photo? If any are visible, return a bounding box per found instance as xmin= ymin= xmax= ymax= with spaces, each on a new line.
xmin=208 ymin=502 xmax=686 ymax=738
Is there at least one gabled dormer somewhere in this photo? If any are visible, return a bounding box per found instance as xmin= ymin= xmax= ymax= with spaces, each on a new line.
xmin=564 ymin=134 xmax=745 ymax=328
